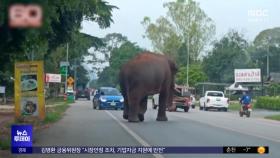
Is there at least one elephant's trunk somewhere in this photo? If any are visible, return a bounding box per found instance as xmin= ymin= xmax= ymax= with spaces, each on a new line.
xmin=168 ymin=103 xmax=176 ymax=112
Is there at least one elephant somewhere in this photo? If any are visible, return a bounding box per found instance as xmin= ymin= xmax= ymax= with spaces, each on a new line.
xmin=119 ymin=52 xmax=177 ymax=122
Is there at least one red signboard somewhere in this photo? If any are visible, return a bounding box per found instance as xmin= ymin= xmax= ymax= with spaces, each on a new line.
xmin=45 ymin=73 xmax=61 ymax=83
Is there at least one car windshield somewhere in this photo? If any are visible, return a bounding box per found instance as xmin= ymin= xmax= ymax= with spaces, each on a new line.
xmin=207 ymin=92 xmax=223 ymax=97
xmin=100 ymin=88 xmax=121 ymax=96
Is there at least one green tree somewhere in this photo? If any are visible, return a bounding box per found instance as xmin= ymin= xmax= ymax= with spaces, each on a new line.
xmin=203 ymin=30 xmax=251 ymax=83
xmin=97 ymin=40 xmax=144 ymax=86
xmin=142 ymin=0 xmax=215 ymax=64
xmin=176 ymin=64 xmax=207 ymax=86
xmin=0 ymin=0 xmax=116 ymax=95
xmin=251 ymin=27 xmax=280 ymax=76
xmin=88 ymin=33 xmax=128 ymax=73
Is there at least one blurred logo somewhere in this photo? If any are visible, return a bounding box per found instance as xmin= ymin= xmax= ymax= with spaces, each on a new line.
xmin=257 ymin=146 xmax=265 ymax=154
xmin=11 ymin=125 xmax=33 ymax=153
xmin=247 ymin=8 xmax=269 ymax=23
xmin=9 ymin=4 xmax=42 ymax=28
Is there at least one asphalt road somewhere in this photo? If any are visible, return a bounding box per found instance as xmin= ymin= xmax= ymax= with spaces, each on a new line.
xmin=16 ymin=100 xmax=280 ymax=158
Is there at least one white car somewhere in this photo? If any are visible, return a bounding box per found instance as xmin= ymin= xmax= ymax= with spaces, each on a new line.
xmin=199 ymin=91 xmax=229 ymax=111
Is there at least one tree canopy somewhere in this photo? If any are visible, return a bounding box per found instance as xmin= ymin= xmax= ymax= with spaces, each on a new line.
xmin=202 ymin=31 xmax=251 ymax=83
xmin=142 ymin=0 xmax=215 ymax=65
xmin=0 ymin=0 xmax=116 ymax=95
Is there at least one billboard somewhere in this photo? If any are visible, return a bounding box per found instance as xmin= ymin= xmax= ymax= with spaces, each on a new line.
xmin=45 ymin=73 xmax=61 ymax=83
xmin=234 ymin=69 xmax=261 ymax=83
xmin=14 ymin=61 xmax=45 ymax=120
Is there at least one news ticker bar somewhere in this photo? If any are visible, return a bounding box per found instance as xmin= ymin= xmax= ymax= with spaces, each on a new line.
xmin=12 ymin=146 xmax=269 ymax=154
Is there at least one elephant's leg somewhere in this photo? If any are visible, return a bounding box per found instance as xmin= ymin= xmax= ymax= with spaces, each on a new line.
xmin=128 ymin=90 xmax=141 ymax=122
xmin=138 ymin=96 xmax=148 ymax=122
xmin=123 ymin=97 xmax=129 ymax=120
xmin=157 ymin=90 xmax=168 ymax=121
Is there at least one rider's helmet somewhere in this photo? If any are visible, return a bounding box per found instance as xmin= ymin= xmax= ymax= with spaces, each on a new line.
xmin=242 ymin=90 xmax=248 ymax=95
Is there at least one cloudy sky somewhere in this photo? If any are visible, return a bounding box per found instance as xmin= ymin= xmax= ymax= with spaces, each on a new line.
xmin=81 ymin=0 xmax=280 ymax=50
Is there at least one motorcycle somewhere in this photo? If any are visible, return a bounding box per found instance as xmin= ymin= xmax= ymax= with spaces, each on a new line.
xmin=239 ymin=103 xmax=252 ymax=117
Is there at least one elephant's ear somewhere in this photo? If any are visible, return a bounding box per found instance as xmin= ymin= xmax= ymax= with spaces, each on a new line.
xmin=167 ymin=58 xmax=178 ymax=73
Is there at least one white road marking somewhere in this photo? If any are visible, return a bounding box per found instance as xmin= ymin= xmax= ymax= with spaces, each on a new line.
xmin=105 ymin=110 xmax=164 ymax=158
xmin=170 ymin=113 xmax=280 ymax=143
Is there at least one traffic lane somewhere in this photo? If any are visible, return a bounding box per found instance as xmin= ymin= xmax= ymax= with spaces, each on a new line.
xmin=108 ymin=105 xmax=278 ymax=158
xmin=181 ymin=108 xmax=280 ymax=142
xmin=228 ymin=108 xmax=280 ymax=118
xmin=18 ymin=100 xmax=154 ymax=158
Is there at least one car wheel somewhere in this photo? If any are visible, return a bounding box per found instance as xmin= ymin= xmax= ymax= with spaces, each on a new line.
xmin=87 ymin=97 xmax=90 ymax=100
xmin=224 ymin=108 xmax=228 ymax=112
xmin=204 ymin=104 xmax=208 ymax=111
xmin=191 ymin=105 xmax=195 ymax=109
xmin=184 ymin=106 xmax=189 ymax=112
xmin=96 ymin=104 xmax=100 ymax=110
xmin=199 ymin=106 xmax=203 ymax=110
xmin=246 ymin=111 xmax=250 ymax=117
xmin=153 ymin=105 xmax=158 ymax=110
xmin=239 ymin=111 xmax=243 ymax=117
xmin=93 ymin=103 xmax=96 ymax=109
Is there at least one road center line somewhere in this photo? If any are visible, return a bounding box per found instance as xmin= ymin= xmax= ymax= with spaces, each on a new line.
xmin=170 ymin=113 xmax=280 ymax=143
xmin=105 ymin=110 xmax=164 ymax=158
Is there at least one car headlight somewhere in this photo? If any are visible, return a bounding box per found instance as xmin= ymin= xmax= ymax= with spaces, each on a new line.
xmin=100 ymin=97 xmax=107 ymax=102
xmin=120 ymin=97 xmax=124 ymax=102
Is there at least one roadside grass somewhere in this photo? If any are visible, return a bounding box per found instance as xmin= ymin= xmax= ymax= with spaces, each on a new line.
xmin=45 ymin=97 xmax=64 ymax=105
xmin=265 ymin=114 xmax=280 ymax=121
xmin=228 ymin=102 xmax=241 ymax=111
xmin=229 ymin=101 xmax=257 ymax=111
xmin=0 ymin=137 xmax=10 ymax=150
xmin=0 ymin=101 xmax=69 ymax=150
xmin=43 ymin=102 xmax=69 ymax=124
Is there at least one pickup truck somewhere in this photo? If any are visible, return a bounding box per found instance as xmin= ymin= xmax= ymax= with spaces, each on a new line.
xmin=199 ymin=91 xmax=229 ymax=111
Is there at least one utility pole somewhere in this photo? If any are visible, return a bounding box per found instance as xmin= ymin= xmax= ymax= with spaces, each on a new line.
xmin=74 ymin=58 xmax=77 ymax=92
xmin=186 ymin=35 xmax=190 ymax=88
xmin=186 ymin=4 xmax=190 ymax=89
xmin=65 ymin=43 xmax=69 ymax=93
xmin=267 ymin=45 xmax=269 ymax=77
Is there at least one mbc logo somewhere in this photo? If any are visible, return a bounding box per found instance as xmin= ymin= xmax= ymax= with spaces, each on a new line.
xmin=9 ymin=4 xmax=42 ymax=28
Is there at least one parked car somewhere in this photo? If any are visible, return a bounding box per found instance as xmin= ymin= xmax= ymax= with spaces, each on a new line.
xmin=173 ymin=90 xmax=192 ymax=112
xmin=93 ymin=87 xmax=124 ymax=110
xmin=75 ymin=87 xmax=90 ymax=100
xmin=199 ymin=91 xmax=229 ymax=111
xmin=152 ymin=85 xmax=192 ymax=112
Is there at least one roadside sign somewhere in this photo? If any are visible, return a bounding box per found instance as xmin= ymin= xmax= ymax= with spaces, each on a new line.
xmin=60 ymin=66 xmax=67 ymax=76
xmin=14 ymin=61 xmax=45 ymax=120
xmin=60 ymin=61 xmax=69 ymax=67
xmin=235 ymin=69 xmax=261 ymax=83
xmin=45 ymin=73 xmax=61 ymax=83
xmin=0 ymin=86 xmax=5 ymax=93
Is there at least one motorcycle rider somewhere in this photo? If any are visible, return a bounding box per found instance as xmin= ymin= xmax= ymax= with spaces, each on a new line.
xmin=240 ymin=90 xmax=252 ymax=112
